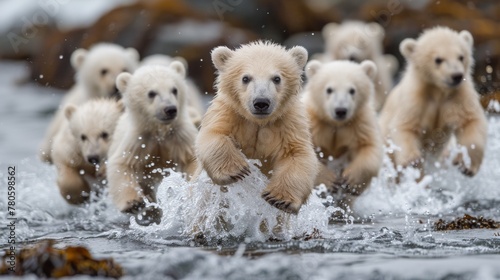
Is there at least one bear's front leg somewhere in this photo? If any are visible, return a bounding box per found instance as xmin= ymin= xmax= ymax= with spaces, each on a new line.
xmin=392 ymin=129 xmax=423 ymax=168
xmin=341 ymin=144 xmax=382 ymax=195
xmin=197 ymin=133 xmax=250 ymax=185
xmin=314 ymin=162 xmax=339 ymax=190
xmin=262 ymin=143 xmax=318 ymax=214
xmin=107 ymin=162 xmax=147 ymax=212
xmin=56 ymin=165 xmax=91 ymax=204
xmin=454 ymin=114 xmax=487 ymax=176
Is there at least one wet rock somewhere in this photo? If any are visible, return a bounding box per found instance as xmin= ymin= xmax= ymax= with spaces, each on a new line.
xmin=0 ymin=240 xmax=123 ymax=278
xmin=434 ymin=214 xmax=500 ymax=231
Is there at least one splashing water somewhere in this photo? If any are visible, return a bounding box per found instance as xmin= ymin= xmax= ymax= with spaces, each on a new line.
xmin=129 ymin=160 xmax=338 ymax=244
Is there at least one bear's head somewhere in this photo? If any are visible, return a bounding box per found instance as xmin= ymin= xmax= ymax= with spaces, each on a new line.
xmin=400 ymin=26 xmax=473 ymax=90
xmin=211 ymin=41 xmax=308 ymax=123
xmin=140 ymin=54 xmax=188 ymax=70
xmin=305 ymin=60 xmax=377 ymax=123
xmin=71 ymin=43 xmax=139 ymax=99
xmin=64 ymin=99 xmax=124 ymax=165
xmin=116 ymin=62 xmax=187 ymax=125
xmin=322 ymin=21 xmax=384 ymax=63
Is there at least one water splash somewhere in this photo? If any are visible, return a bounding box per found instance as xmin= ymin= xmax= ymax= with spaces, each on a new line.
xmin=130 ymin=160 xmax=337 ymax=244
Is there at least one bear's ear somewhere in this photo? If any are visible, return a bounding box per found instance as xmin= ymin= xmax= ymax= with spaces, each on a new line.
xmin=367 ymin=22 xmax=385 ymax=40
xmin=64 ymin=105 xmax=77 ymax=121
xmin=116 ymin=72 xmax=132 ymax=95
xmin=173 ymin=56 xmax=189 ymax=71
xmin=360 ymin=60 xmax=378 ymax=82
xmin=170 ymin=61 xmax=186 ymax=78
xmin=211 ymin=46 xmax=233 ymax=71
xmin=322 ymin=22 xmax=339 ymax=39
xmin=400 ymin=38 xmax=417 ymax=59
xmin=305 ymin=60 xmax=322 ymax=79
xmin=116 ymin=100 xmax=125 ymax=113
xmin=126 ymin=47 xmax=140 ymax=62
xmin=70 ymin=48 xmax=87 ymax=70
xmin=289 ymin=46 xmax=308 ymax=69
xmin=459 ymin=30 xmax=474 ymax=48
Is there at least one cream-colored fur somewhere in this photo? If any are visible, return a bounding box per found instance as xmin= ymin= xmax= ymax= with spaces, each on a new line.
xmin=51 ymin=99 xmax=124 ymax=204
xmin=195 ymin=41 xmax=318 ymax=214
xmin=322 ymin=21 xmax=397 ymax=111
xmin=379 ymin=26 xmax=487 ymax=177
xmin=304 ymin=60 xmax=382 ymax=195
xmin=141 ymin=54 xmax=205 ymax=127
xmin=39 ymin=43 xmax=139 ymax=163
xmin=107 ymin=63 xmax=198 ymax=212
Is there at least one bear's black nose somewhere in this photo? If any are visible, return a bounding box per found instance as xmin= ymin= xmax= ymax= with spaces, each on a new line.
xmin=110 ymin=86 xmax=121 ymax=100
xmin=451 ymin=73 xmax=463 ymax=85
xmin=163 ymin=106 xmax=177 ymax=119
xmin=253 ymin=98 xmax=270 ymax=112
xmin=335 ymin=108 xmax=348 ymax=120
xmin=87 ymin=155 xmax=100 ymax=165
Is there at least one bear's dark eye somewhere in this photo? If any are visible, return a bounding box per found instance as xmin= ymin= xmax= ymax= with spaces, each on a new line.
xmin=100 ymin=132 xmax=109 ymax=140
xmin=348 ymin=55 xmax=357 ymax=62
xmin=122 ymin=68 xmax=128 ymax=73
xmin=81 ymin=134 xmax=87 ymax=141
xmin=435 ymin=57 xmax=443 ymax=65
xmin=272 ymin=76 xmax=281 ymax=84
xmin=100 ymin=68 xmax=108 ymax=76
xmin=349 ymin=88 xmax=356 ymax=95
xmin=242 ymin=75 xmax=251 ymax=84
xmin=172 ymin=87 xmax=178 ymax=96
xmin=458 ymin=55 xmax=464 ymax=62
xmin=148 ymin=90 xmax=157 ymax=98
xmin=326 ymin=87 xmax=333 ymax=94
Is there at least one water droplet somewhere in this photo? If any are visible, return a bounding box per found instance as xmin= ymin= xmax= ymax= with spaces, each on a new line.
xmin=79 ymin=170 xmax=85 ymax=175
xmin=141 ymin=144 xmax=146 ymax=148
xmin=138 ymin=136 xmax=143 ymax=140
xmin=59 ymin=55 xmax=63 ymax=59
xmin=311 ymin=32 xmax=315 ymax=35
xmin=66 ymin=195 xmax=71 ymax=199
xmin=200 ymin=58 xmax=203 ymax=62
xmin=486 ymin=65 xmax=493 ymax=74
xmin=134 ymin=156 xmax=139 ymax=159
xmin=39 ymin=74 xmax=44 ymax=79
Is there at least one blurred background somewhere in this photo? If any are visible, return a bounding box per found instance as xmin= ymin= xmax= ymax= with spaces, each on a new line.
xmin=0 ymin=0 xmax=498 ymax=106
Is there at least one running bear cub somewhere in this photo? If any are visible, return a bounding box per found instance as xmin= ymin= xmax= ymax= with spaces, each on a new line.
xmin=51 ymin=99 xmax=124 ymax=204
xmin=107 ymin=63 xmax=198 ymax=225
xmin=379 ymin=27 xmax=487 ymax=177
xmin=196 ymin=41 xmax=319 ymax=214
xmin=304 ymin=60 xmax=383 ymax=197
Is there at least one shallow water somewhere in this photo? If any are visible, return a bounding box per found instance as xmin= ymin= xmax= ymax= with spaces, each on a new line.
xmin=1 ymin=61 xmax=500 ymax=279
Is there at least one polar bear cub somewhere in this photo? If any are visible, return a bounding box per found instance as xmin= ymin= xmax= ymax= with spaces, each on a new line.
xmin=107 ymin=62 xmax=198 ymax=225
xmin=195 ymin=41 xmax=319 ymax=214
xmin=51 ymin=99 xmax=124 ymax=204
xmin=379 ymin=26 xmax=487 ymax=177
xmin=304 ymin=60 xmax=383 ymax=196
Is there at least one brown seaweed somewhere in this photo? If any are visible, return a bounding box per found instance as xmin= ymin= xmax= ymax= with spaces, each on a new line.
xmin=0 ymin=240 xmax=123 ymax=278
xmin=434 ymin=214 xmax=500 ymax=231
